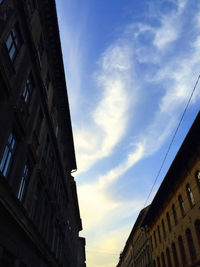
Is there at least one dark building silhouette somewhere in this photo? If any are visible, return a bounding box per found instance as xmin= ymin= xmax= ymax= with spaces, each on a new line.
xmin=0 ymin=0 xmax=85 ymax=266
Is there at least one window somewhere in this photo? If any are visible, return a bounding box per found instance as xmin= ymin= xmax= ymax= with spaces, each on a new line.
xmin=6 ymin=25 xmax=22 ymax=62
xmin=161 ymin=219 xmax=166 ymax=239
xmin=55 ymin=124 xmax=59 ymax=137
xmin=186 ymin=228 xmax=196 ymax=260
xmin=153 ymin=230 xmax=157 ymax=248
xmin=178 ymin=236 xmax=187 ymax=264
xmin=195 ymin=220 xmax=200 ymax=247
xmin=157 ymin=256 xmax=161 ymax=267
xmin=166 ymin=212 xmax=171 ymax=231
xmin=17 ymin=163 xmax=30 ymax=201
xmin=23 ymin=73 xmax=34 ymax=103
xmin=150 ymin=236 xmax=153 ymax=251
xmin=31 ymin=182 xmax=41 ymax=222
xmin=172 ymin=242 xmax=179 ymax=266
xmin=51 ymin=221 xmax=57 ymax=252
xmin=178 ymin=195 xmax=185 ymax=216
xmin=161 ymin=252 xmax=166 ymax=267
xmin=186 ymin=184 xmax=195 ymax=207
xmin=172 ymin=204 xmax=178 ymax=225
xmin=34 ymin=109 xmax=43 ymax=138
xmin=44 ymin=72 xmax=50 ymax=93
xmin=37 ymin=35 xmax=44 ymax=65
xmin=25 ymin=0 xmax=35 ymax=17
xmin=0 ymin=133 xmax=15 ymax=177
xmin=166 ymin=247 xmax=172 ymax=267
xmin=195 ymin=170 xmax=200 ymax=188
xmin=42 ymin=135 xmax=49 ymax=161
xmin=157 ymin=225 xmax=161 ymax=243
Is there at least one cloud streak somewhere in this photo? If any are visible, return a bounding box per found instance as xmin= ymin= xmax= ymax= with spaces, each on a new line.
xmin=74 ymin=43 xmax=136 ymax=173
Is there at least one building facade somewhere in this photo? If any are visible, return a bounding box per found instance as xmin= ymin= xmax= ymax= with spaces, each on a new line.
xmin=143 ymin=111 xmax=200 ymax=267
xmin=116 ymin=207 xmax=152 ymax=267
xmin=117 ymin=112 xmax=200 ymax=267
xmin=0 ymin=0 xmax=85 ymax=266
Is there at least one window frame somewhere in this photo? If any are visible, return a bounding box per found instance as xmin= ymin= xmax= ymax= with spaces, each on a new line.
xmin=157 ymin=225 xmax=161 ymax=243
xmin=195 ymin=170 xmax=200 ymax=188
xmin=172 ymin=204 xmax=178 ymax=225
xmin=25 ymin=0 xmax=36 ymax=18
xmin=195 ymin=220 xmax=200 ymax=247
xmin=161 ymin=252 xmax=166 ymax=267
xmin=166 ymin=212 xmax=171 ymax=231
xmin=161 ymin=219 xmax=166 ymax=239
xmin=44 ymin=71 xmax=50 ymax=93
xmin=153 ymin=230 xmax=157 ymax=248
xmin=0 ymin=132 xmax=16 ymax=177
xmin=157 ymin=256 xmax=161 ymax=267
xmin=178 ymin=236 xmax=187 ymax=264
xmin=166 ymin=247 xmax=172 ymax=267
xmin=34 ymin=108 xmax=43 ymax=138
xmin=17 ymin=163 xmax=31 ymax=201
xmin=178 ymin=194 xmax=185 ymax=217
xmin=186 ymin=184 xmax=195 ymax=207
xmin=6 ymin=24 xmax=22 ymax=62
xmin=186 ymin=228 xmax=196 ymax=261
xmin=36 ymin=34 xmax=44 ymax=66
xmin=172 ymin=242 xmax=179 ymax=266
xmin=23 ymin=73 xmax=34 ymax=104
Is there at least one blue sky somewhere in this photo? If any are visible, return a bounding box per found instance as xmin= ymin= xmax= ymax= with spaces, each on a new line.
xmin=56 ymin=0 xmax=200 ymax=266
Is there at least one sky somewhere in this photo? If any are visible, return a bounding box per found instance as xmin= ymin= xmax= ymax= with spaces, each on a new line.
xmin=55 ymin=0 xmax=200 ymax=266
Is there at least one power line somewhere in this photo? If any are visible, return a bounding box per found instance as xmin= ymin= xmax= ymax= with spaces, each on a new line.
xmin=143 ymin=74 xmax=200 ymax=208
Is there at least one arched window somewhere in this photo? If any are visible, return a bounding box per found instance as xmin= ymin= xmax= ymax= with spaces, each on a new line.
xmin=166 ymin=212 xmax=171 ymax=231
xmin=157 ymin=256 xmax=161 ymax=267
xmin=195 ymin=220 xmax=200 ymax=247
xmin=161 ymin=252 xmax=166 ymax=267
xmin=172 ymin=204 xmax=178 ymax=225
xmin=178 ymin=236 xmax=187 ymax=264
xmin=172 ymin=242 xmax=179 ymax=266
xmin=195 ymin=170 xmax=200 ymax=188
xmin=178 ymin=195 xmax=185 ymax=216
xmin=166 ymin=247 xmax=172 ymax=267
xmin=186 ymin=184 xmax=195 ymax=207
xmin=186 ymin=228 xmax=196 ymax=260
xmin=153 ymin=230 xmax=157 ymax=248
xmin=157 ymin=225 xmax=161 ymax=243
xmin=150 ymin=236 xmax=153 ymax=251
xmin=162 ymin=219 xmax=166 ymax=239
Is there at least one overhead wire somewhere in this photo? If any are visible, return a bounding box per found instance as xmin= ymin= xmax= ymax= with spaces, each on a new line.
xmin=143 ymin=74 xmax=200 ymax=208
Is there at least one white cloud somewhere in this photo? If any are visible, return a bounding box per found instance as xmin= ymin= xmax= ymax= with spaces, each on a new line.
xmin=74 ymin=44 xmax=136 ymax=173
xmin=153 ymin=0 xmax=187 ymax=50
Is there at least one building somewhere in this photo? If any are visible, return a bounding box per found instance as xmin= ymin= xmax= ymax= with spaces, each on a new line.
xmin=117 ymin=111 xmax=200 ymax=267
xmin=143 ymin=111 xmax=200 ymax=267
xmin=116 ymin=206 xmax=152 ymax=267
xmin=77 ymin=237 xmax=86 ymax=267
xmin=0 ymin=0 xmax=85 ymax=266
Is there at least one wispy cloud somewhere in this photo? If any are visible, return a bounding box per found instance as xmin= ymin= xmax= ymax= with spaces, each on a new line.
xmin=74 ymin=43 xmax=137 ymax=173
xmin=153 ymin=0 xmax=187 ymax=50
